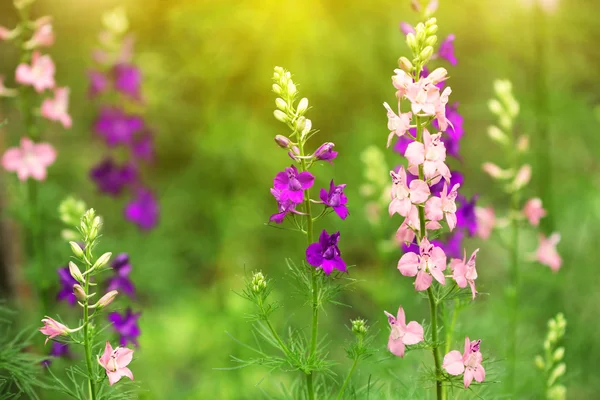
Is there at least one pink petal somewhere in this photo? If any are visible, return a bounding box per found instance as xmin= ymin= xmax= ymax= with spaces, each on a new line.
xmin=474 ymin=365 xmax=486 ymax=383
xmin=33 ymin=143 xmax=57 ymax=166
xmin=442 ymin=350 xmax=465 ymax=375
xmin=446 ymin=212 xmax=457 ymax=231
xmin=463 ymin=336 xmax=471 ymax=356
xmin=398 ymin=253 xmax=419 ymax=277
xmin=425 ymin=197 xmax=443 ymax=221
xmin=404 ymin=142 xmax=425 ymax=167
xmin=116 ymin=348 xmax=134 ymax=367
xmin=107 ymin=370 xmax=123 ymax=386
xmin=99 ymin=341 xmax=113 ymax=368
xmin=414 ymin=270 xmax=432 ymax=291
xmin=2 ymin=148 xmax=23 ymax=171
xmin=409 ymin=179 xmax=430 ymax=204
xmin=389 ymin=197 xmax=412 ymax=217
xmin=402 ymin=321 xmax=424 ymax=345
xmin=388 ymin=336 xmax=405 ymax=357
xmin=464 ymin=368 xmax=474 ymax=388
xmin=395 ymin=306 xmax=406 ymax=326
xmin=120 ymin=366 xmax=134 ymax=382
xmin=431 ymin=247 xmax=447 ymax=271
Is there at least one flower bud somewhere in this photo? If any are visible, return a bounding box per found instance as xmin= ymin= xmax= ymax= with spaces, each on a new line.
xmin=272 ymin=83 xmax=282 ymax=95
xmin=273 ymin=66 xmax=284 ymax=77
xmin=487 ymin=125 xmax=508 ymax=144
xmin=295 ymin=116 xmax=307 ymax=133
xmin=426 ymin=67 xmax=447 ymax=84
xmin=94 ymin=290 xmax=118 ymax=309
xmin=419 ymin=46 xmax=434 ymax=63
xmin=274 ymin=135 xmax=291 ymax=149
xmin=351 ymin=318 xmax=368 ymax=336
xmin=425 ymin=35 xmax=437 ymax=47
xmin=488 ymin=99 xmax=504 ymax=116
xmin=273 ymin=110 xmax=288 ymax=123
xmin=287 ymin=82 xmax=297 ymax=96
xmin=511 ymin=164 xmax=531 ymax=190
xmin=300 ymin=118 xmax=312 ymax=140
xmin=297 ymin=97 xmax=309 ymax=114
xmin=416 ymin=27 xmax=426 ymax=44
xmin=410 ymin=0 xmax=421 ymax=12
xmin=69 ymin=241 xmax=84 ymax=259
xmin=275 ymin=98 xmax=287 ymax=111
xmin=398 ymin=57 xmax=413 ymax=72
xmin=313 ymin=142 xmax=338 ymax=163
xmin=482 ymin=162 xmax=513 ymax=179
xmin=73 ymin=284 xmax=87 ymax=301
xmin=425 ymin=0 xmax=439 ymax=16
xmin=251 ymin=271 xmax=267 ymax=294
xmin=406 ymin=33 xmax=417 ymax=51
xmin=68 ymin=261 xmax=84 ymax=283
xmin=425 ymin=17 xmax=437 ymax=27
xmin=288 ymin=146 xmax=300 ymax=162
xmin=534 ymin=355 xmax=545 ymax=370
xmin=91 ymin=252 xmax=112 ymax=272
xmin=553 ymin=347 xmax=565 ymax=361
xmin=547 ymin=385 xmax=566 ymax=400
xmin=548 ymin=363 xmax=566 ymax=387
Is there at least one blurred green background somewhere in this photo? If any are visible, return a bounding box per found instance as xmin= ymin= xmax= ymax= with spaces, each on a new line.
xmin=1 ymin=0 xmax=600 ymax=398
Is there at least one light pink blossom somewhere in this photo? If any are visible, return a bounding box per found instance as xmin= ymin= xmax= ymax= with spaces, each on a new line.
xmin=475 ymin=206 xmax=495 ymax=239
xmin=434 ymin=87 xmax=453 ymax=131
xmin=400 ymin=22 xmax=415 ymax=36
xmin=398 ymin=236 xmax=447 ymax=291
xmin=512 ymin=164 xmax=531 ymax=190
xmin=443 ymin=337 xmax=486 ymax=388
xmin=535 ymin=233 xmax=562 ymax=272
xmin=1 ymin=138 xmax=57 ymax=181
xmin=39 ymin=317 xmax=69 ymax=344
xmin=523 ymin=197 xmax=546 ymax=226
xmin=405 ymin=129 xmax=451 ymax=184
xmin=384 ymin=102 xmax=412 ymax=147
xmin=384 ymin=306 xmax=424 ymax=357
xmin=389 ymin=166 xmax=430 ymax=217
xmin=15 ymin=52 xmax=55 ymax=92
xmin=41 ymin=87 xmax=72 ymax=128
xmin=425 ymin=182 xmax=460 ymax=231
xmin=395 ymin=206 xmax=442 ymax=245
xmin=98 ymin=341 xmax=134 ymax=386
xmin=406 ymin=81 xmax=439 ymax=115
xmin=392 ymin=69 xmax=413 ymax=99
xmin=26 ymin=17 xmax=55 ymax=48
xmin=424 ymin=67 xmax=448 ymax=86
xmin=450 ymin=249 xmax=479 ymax=299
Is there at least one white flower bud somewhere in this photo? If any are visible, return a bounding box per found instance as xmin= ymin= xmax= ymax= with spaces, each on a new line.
xmin=73 ymin=284 xmax=87 ymax=301
xmin=287 ymin=82 xmax=297 ymax=96
xmin=534 ymin=355 xmax=545 ymax=370
xmin=553 ymin=347 xmax=565 ymax=361
xmin=406 ymin=33 xmax=417 ymax=51
xmin=91 ymin=252 xmax=112 ymax=272
xmin=272 ymin=83 xmax=282 ymax=94
xmin=547 ymin=363 xmax=566 ymax=387
xmin=273 ymin=110 xmax=288 ymax=123
xmin=488 ymin=99 xmax=504 ymax=116
xmin=297 ymin=97 xmax=309 ymax=114
xmin=68 ymin=262 xmax=84 ymax=283
xmin=398 ymin=57 xmax=413 ymax=72
xmin=517 ymin=135 xmax=529 ymax=152
xmin=275 ymin=98 xmax=287 ymax=111
xmin=419 ymin=46 xmax=434 ymax=63
xmin=425 ymin=35 xmax=437 ymax=47
xmin=69 ymin=241 xmax=84 ymax=259
xmin=487 ymin=125 xmax=508 ymax=144
xmin=94 ymin=290 xmax=118 ymax=309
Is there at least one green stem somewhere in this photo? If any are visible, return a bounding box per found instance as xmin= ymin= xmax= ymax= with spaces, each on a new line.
xmin=445 ymin=300 xmax=459 ymax=355
xmin=83 ymin=268 xmax=97 ymax=399
xmin=336 ymin=357 xmax=359 ymax=400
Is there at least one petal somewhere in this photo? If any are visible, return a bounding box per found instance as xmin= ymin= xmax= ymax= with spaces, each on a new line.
xmin=389 ymin=198 xmax=412 ymax=217
xmin=404 ymin=142 xmax=425 ymax=166
xmin=120 ymin=366 xmax=134 ymax=382
xmin=116 ymin=348 xmax=134 ymax=366
xmin=464 ymin=368 xmax=474 ymax=388
xmin=388 ymin=336 xmax=405 ymax=357
xmin=409 ymin=179 xmax=430 ymax=204
xmin=431 ymin=247 xmax=447 ymax=271
xmin=273 ymin=172 xmax=288 ymax=189
xmin=99 ymin=341 xmax=113 ymax=367
xmin=402 ymin=321 xmax=424 ymax=345
xmin=287 ymin=190 xmax=304 ymax=204
xmin=430 ymin=266 xmax=446 ymax=285
xmin=107 ymin=370 xmax=123 ymax=386
xmin=414 ymin=270 xmax=432 ymax=291
xmin=34 ymin=143 xmax=57 ymax=166
xmin=474 ymin=365 xmax=485 ymax=383
xmin=398 ymin=253 xmax=419 ymax=277
xmin=396 ymin=306 xmax=406 ymax=326
xmin=333 ymin=205 xmax=349 ymax=220
xmin=297 ymin=171 xmax=315 ymax=189
xmin=319 ymin=188 xmax=328 ymax=204
xmin=463 ymin=336 xmax=471 ymax=356
xmin=425 ymin=197 xmax=443 ymax=221
xmin=1 ymin=148 xmax=23 ymax=171
xmin=446 ymin=212 xmax=457 ymax=232
xmin=305 ymin=243 xmax=323 ymax=267
xmin=442 ymin=350 xmax=465 ymax=375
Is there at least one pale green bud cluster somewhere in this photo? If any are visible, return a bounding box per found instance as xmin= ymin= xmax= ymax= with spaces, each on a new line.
xmin=59 ymin=196 xmax=87 ymax=240
xmin=251 ymin=271 xmax=267 ymax=294
xmin=272 ymin=66 xmax=312 ymax=142
xmin=489 ymin=79 xmax=520 ymax=131
xmin=80 ymin=208 xmax=103 ymax=243
xmin=535 ymin=313 xmax=567 ymax=400
xmin=351 ymin=318 xmax=368 ymax=336
xmin=406 ymin=17 xmax=438 ymax=72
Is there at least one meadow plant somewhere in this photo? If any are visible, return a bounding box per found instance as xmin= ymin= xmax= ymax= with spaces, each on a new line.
xmin=39 ymin=208 xmax=137 ymax=399
xmin=381 ymin=3 xmax=488 ymax=398
xmin=88 ymin=7 xmax=159 ymax=231
xmin=476 ymin=79 xmax=562 ymax=389
xmin=230 ymin=67 xmax=374 ymax=399
xmin=534 ymin=313 xmax=567 ymax=400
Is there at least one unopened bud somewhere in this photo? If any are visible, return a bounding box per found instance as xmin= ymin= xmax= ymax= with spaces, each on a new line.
xmin=68 ymin=262 xmax=84 ymax=283
xmin=275 ymin=98 xmax=287 ymax=111
xmin=273 ymin=110 xmax=288 ymax=123
xmin=547 ymin=385 xmax=566 ymax=400
xmin=548 ymin=363 xmax=566 ymax=387
xmin=313 ymin=142 xmax=337 ymax=163
xmin=419 ymin=46 xmax=434 ymax=63
xmin=553 ymin=347 xmax=565 ymax=361
xmin=287 ymin=82 xmax=297 ymax=96
xmin=534 ymin=355 xmax=545 ymax=370
xmin=274 ymin=135 xmax=291 ymax=149
xmin=94 ymin=290 xmax=118 ymax=309
xmin=300 ymin=118 xmax=312 ymax=140
xmin=416 ymin=27 xmax=426 ymax=44
xmin=425 ymin=0 xmax=439 ymax=16
xmin=487 ymin=125 xmax=508 ymax=144
xmin=425 ymin=35 xmax=437 ymax=47
xmin=297 ymin=97 xmax=309 ymax=114
xmin=251 ymin=271 xmax=267 ymax=293
xmin=398 ymin=57 xmax=413 ymax=72
xmin=410 ymin=0 xmax=421 ymax=12
xmin=517 ymin=135 xmax=529 ymax=152
xmin=406 ymin=33 xmax=417 ymax=51
xmin=426 ymin=67 xmax=447 ymax=84
xmin=73 ymin=284 xmax=87 ymax=301
xmin=288 ymin=146 xmax=300 ymax=162
xmin=482 ymin=162 xmax=513 ymax=179
xmin=295 ymin=116 xmax=307 ymax=133
xmin=512 ymin=164 xmax=531 ymax=190
xmin=351 ymin=318 xmax=368 ymax=336
xmin=69 ymin=241 xmax=84 ymax=259
xmin=488 ymin=99 xmax=504 ymax=116
xmin=91 ymin=252 xmax=112 ymax=272
xmin=272 ymin=83 xmax=282 ymax=94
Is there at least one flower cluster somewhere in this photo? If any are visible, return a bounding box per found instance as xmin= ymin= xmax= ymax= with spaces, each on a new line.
xmin=88 ymin=7 xmax=159 ymax=230
xmin=534 ymin=313 xmax=567 ymax=400
xmin=0 ymin=3 xmax=71 ymax=181
xmin=477 ymin=80 xmax=562 ymax=272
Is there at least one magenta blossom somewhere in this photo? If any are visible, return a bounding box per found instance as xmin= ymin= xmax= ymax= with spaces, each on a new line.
xmin=114 ymin=63 xmax=142 ymax=100
xmin=319 ymin=180 xmax=349 ymax=220
xmin=1 ymin=138 xmax=56 ymax=181
xmin=384 ymin=306 xmax=424 ymax=357
xmin=443 ymin=337 xmax=486 ymax=388
xmin=425 ymin=182 xmax=461 ymax=231
xmin=108 ymin=308 xmax=141 ymax=347
xmin=450 ymin=249 xmax=479 ymax=299
xmin=438 ymin=34 xmax=457 ymax=65
xmin=125 ymin=189 xmax=159 ymax=230
xmin=98 ymin=341 xmax=134 ymax=386
xmin=94 ymin=107 xmax=144 ymax=147
xmin=88 ymin=70 xmax=109 ymax=97
xmin=306 ymin=230 xmax=347 ymax=275
xmin=269 ymin=188 xmax=301 ymax=224
xmin=273 ymin=165 xmax=314 ymax=204
xmin=389 ymin=166 xmax=429 ymax=218
xmin=313 ymin=142 xmax=338 ymax=163
xmin=398 ymin=237 xmax=447 ymax=291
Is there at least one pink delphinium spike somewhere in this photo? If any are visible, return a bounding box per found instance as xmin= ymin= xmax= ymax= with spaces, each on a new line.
xmin=98 ymin=341 xmax=134 ymax=385
xmin=1 ymin=137 xmax=57 ymax=181
xmin=15 ymin=51 xmax=56 ymax=92
xmin=41 ymin=87 xmax=72 ymax=128
xmin=384 ymin=306 xmax=424 ymax=357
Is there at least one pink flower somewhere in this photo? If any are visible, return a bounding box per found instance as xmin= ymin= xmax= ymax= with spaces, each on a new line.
xmin=511 ymin=164 xmax=531 ymax=190
xmin=15 ymin=52 xmax=55 ymax=92
xmin=399 ymin=22 xmax=415 ymax=35
xmin=384 ymin=306 xmax=424 ymax=357
xmin=39 ymin=317 xmax=69 ymax=344
xmin=26 ymin=17 xmax=55 ymax=48
xmin=475 ymin=206 xmax=495 ymax=239
xmin=2 ymin=138 xmax=57 ymax=181
xmin=450 ymin=249 xmax=479 ymax=299
xmin=384 ymin=102 xmax=412 ymax=148
xmin=523 ymin=198 xmax=546 ymax=226
xmin=443 ymin=337 xmax=486 ymax=388
xmin=405 ymin=129 xmax=451 ymax=184
xmin=392 ymin=69 xmax=414 ymax=99
xmin=389 ymin=166 xmax=430 ymax=217
xmin=395 ymin=206 xmax=441 ymax=245
xmin=434 ymin=87 xmax=453 ymax=132
xmin=425 ymin=182 xmax=460 ymax=231
xmin=535 ymin=233 xmax=562 ymax=272
xmin=398 ymin=236 xmax=447 ymax=291
xmin=406 ymin=81 xmax=439 ymax=115
xmin=41 ymin=87 xmax=72 ymax=128
xmin=98 ymin=341 xmax=134 ymax=386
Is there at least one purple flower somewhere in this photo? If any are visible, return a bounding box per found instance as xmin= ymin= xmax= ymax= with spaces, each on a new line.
xmin=94 ymin=107 xmax=144 ymax=147
xmin=88 ymin=69 xmax=108 ymax=98
xmin=456 ymin=195 xmax=478 ymax=237
xmin=113 ymin=63 xmax=142 ymax=100
xmin=108 ymin=308 xmax=141 ymax=347
xmin=106 ymin=253 xmax=135 ymax=298
xmin=433 ymin=231 xmax=464 ymax=259
xmin=57 ymin=267 xmax=77 ymax=305
xmin=306 ymin=230 xmax=347 ymax=275
xmin=319 ymin=180 xmax=349 ymax=220
xmin=42 ymin=342 xmax=71 ymax=366
xmin=429 ymin=171 xmax=464 ymax=197
xmin=132 ymin=132 xmax=155 ymax=162
xmin=313 ymin=142 xmax=338 ymax=163
xmin=125 ymin=188 xmax=159 ymax=230
xmin=269 ymin=188 xmax=300 ymax=224
xmin=433 ymin=103 xmax=464 ymax=158
xmin=438 ymin=34 xmax=457 ymax=66
xmin=90 ymin=158 xmax=138 ymax=196
xmin=273 ymin=165 xmax=314 ymax=204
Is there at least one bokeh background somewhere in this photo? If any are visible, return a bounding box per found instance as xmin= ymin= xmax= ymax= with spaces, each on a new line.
xmin=1 ymin=0 xmax=600 ymax=398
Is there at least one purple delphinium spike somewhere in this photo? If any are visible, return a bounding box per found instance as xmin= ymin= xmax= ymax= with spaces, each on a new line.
xmin=57 ymin=267 xmax=77 ymax=305
xmin=438 ymin=34 xmax=457 ymax=65
xmin=306 ymin=230 xmax=347 ymax=275
xmin=125 ymin=188 xmax=160 ymax=230
xmin=90 ymin=158 xmax=138 ymax=196
xmin=456 ymin=195 xmax=479 ymax=237
xmin=113 ymin=63 xmax=142 ymax=100
xmin=273 ymin=165 xmax=315 ymax=204
xmin=94 ymin=107 xmax=144 ymax=147
xmin=319 ymin=180 xmax=349 ymax=220
xmin=106 ymin=253 xmax=136 ymax=298
xmin=108 ymin=308 xmax=141 ymax=347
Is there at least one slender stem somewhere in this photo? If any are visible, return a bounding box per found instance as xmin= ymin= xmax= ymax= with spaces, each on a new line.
xmin=445 ymin=299 xmax=459 ymax=354
xmin=336 ymin=357 xmax=359 ymax=400
xmin=83 ymin=268 xmax=97 ymax=399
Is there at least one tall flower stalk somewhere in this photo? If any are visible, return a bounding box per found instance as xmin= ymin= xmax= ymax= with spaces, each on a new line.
xmin=382 ymin=4 xmax=489 ymax=398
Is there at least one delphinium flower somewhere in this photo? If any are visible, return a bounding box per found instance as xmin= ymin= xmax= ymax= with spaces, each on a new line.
xmin=233 ymin=67 xmax=371 ymax=400
xmin=108 ymin=308 xmax=141 ymax=347
xmin=1 ymin=138 xmax=56 ymax=181
xmin=380 ymin=7 xmax=488 ymax=398
xmin=39 ymin=209 xmax=136 ymax=395
xmin=88 ymin=7 xmax=159 ymax=230
xmin=384 ymin=306 xmax=424 ymax=357
xmin=443 ymin=337 xmax=486 ymax=388
xmin=477 ymin=80 xmax=562 ymax=389
xmin=534 ymin=313 xmax=567 ymax=400
xmin=106 ymin=253 xmax=136 ymax=297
